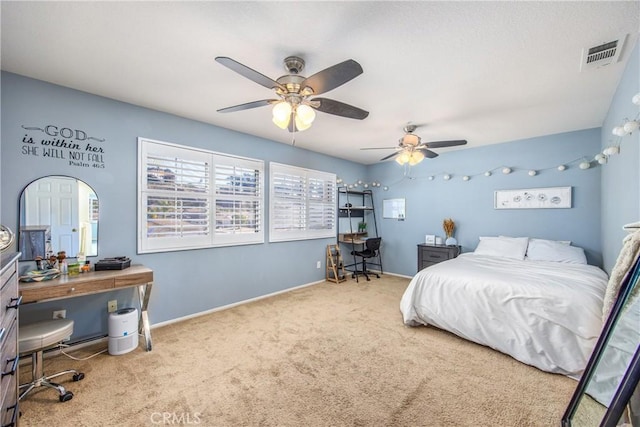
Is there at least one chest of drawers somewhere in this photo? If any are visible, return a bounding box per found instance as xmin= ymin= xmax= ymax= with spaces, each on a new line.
xmin=417 ymin=244 xmax=461 ymax=272
xmin=0 ymin=253 xmax=20 ymax=427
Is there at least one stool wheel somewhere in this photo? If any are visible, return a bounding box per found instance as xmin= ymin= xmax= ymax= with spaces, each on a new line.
xmin=73 ymin=373 xmax=85 ymax=381
xmin=59 ymin=391 xmax=74 ymax=402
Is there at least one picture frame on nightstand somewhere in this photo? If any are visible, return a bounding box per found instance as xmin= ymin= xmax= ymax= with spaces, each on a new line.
xmin=425 ymin=235 xmax=436 ymax=245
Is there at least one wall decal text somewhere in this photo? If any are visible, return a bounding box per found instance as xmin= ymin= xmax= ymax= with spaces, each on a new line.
xmin=20 ymin=124 xmax=107 ymax=169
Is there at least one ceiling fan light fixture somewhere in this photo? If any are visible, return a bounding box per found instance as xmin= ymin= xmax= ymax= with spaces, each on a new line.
xmin=408 ymin=150 xmax=425 ymax=165
xmin=402 ymin=134 xmax=420 ymax=146
xmin=365 ymin=123 xmax=467 ymax=165
xmin=396 ymin=151 xmax=411 ymax=165
xmin=294 ymin=114 xmax=312 ymax=131
xmin=217 ymin=56 xmax=367 ymax=134
xmin=272 ymin=115 xmax=290 ymax=130
xmin=272 ymin=101 xmax=292 ymax=129
xmin=296 ymin=104 xmax=316 ymax=125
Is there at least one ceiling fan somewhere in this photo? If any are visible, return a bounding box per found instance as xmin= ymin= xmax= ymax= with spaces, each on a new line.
xmin=215 ymin=55 xmax=369 ymax=132
xmin=361 ymin=123 xmax=467 ymax=165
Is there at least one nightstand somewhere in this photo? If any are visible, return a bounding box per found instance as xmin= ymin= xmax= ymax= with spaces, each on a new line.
xmin=417 ymin=244 xmax=461 ymax=272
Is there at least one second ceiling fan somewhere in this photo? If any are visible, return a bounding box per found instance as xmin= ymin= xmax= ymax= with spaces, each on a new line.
xmin=361 ymin=124 xmax=467 ymax=165
xmin=215 ymin=55 xmax=369 ymax=132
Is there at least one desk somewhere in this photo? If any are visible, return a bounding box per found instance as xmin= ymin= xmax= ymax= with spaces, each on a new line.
xmin=338 ymin=232 xmax=368 ymax=245
xmin=19 ymin=265 xmax=154 ymax=351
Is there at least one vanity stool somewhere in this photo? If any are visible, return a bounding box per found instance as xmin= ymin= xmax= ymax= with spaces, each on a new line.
xmin=19 ymin=319 xmax=85 ymax=402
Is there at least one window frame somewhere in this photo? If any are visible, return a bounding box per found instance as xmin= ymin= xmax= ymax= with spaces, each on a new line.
xmin=138 ymin=137 xmax=264 ymax=253
xmin=269 ymin=162 xmax=336 ymax=243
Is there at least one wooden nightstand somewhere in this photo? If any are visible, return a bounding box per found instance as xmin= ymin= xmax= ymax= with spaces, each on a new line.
xmin=417 ymin=244 xmax=461 ymax=272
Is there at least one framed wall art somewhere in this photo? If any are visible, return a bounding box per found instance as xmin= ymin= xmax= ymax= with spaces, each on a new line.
xmin=494 ymin=186 xmax=572 ymax=210
xmin=383 ymin=198 xmax=405 ymax=219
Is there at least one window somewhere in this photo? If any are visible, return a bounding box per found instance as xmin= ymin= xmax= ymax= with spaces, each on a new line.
xmin=269 ymin=162 xmax=336 ymax=242
xmin=138 ymin=138 xmax=264 ymax=253
xmin=89 ymin=197 xmax=99 ymax=223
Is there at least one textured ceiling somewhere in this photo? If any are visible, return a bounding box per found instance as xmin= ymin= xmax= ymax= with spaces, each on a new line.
xmin=2 ymin=1 xmax=639 ymax=164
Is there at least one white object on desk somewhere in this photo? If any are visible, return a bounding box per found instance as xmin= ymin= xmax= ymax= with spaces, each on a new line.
xmin=435 ymin=237 xmax=443 ymax=245
xmin=425 ymin=235 xmax=435 ymax=245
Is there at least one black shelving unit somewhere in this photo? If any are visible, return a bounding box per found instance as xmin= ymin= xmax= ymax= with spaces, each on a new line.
xmin=337 ymin=188 xmax=382 ymax=282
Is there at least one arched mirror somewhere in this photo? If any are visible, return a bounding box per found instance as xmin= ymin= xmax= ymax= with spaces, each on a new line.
xmin=19 ymin=176 xmax=99 ymax=261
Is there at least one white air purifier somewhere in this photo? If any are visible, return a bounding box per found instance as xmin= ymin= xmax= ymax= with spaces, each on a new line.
xmin=108 ymin=307 xmax=139 ymax=355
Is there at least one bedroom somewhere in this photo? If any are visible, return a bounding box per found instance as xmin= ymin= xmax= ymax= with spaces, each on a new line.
xmin=1 ymin=1 xmax=639 ymax=426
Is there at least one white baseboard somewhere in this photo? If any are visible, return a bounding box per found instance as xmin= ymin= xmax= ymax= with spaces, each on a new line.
xmin=151 ymin=279 xmax=326 ymax=329
xmin=381 ymin=271 xmax=413 ymax=279
xmin=356 ymin=269 xmax=413 ymax=280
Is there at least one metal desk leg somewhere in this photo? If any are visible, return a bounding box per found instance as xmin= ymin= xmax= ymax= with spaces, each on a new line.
xmin=137 ymin=282 xmax=153 ymax=351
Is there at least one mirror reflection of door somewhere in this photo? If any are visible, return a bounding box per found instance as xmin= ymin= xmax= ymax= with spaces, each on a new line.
xmin=20 ymin=176 xmax=99 ymax=260
xmin=25 ymin=176 xmax=79 ymax=256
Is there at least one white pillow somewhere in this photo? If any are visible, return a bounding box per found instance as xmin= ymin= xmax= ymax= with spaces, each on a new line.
xmin=526 ymin=239 xmax=587 ymax=264
xmin=474 ymin=236 xmax=529 ymax=260
xmin=528 ymin=237 xmax=571 ymax=246
xmin=502 ymin=236 xmax=571 ymax=246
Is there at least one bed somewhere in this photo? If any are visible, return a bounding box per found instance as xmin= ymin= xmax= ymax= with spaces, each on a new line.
xmin=400 ymin=236 xmax=609 ymax=376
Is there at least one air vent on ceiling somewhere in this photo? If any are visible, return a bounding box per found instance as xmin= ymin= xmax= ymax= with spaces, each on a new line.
xmin=580 ymin=35 xmax=627 ymax=71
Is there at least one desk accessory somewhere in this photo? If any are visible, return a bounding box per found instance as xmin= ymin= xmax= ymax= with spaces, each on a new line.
xmin=19 ymin=269 xmax=60 ymax=282
xmin=95 ymin=257 xmax=131 ymax=271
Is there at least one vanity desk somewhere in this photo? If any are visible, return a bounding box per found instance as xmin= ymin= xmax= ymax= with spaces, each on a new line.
xmin=19 ymin=265 xmax=154 ymax=351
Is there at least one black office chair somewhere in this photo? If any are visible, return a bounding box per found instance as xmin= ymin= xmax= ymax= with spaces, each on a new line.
xmin=351 ymin=237 xmax=382 ymax=281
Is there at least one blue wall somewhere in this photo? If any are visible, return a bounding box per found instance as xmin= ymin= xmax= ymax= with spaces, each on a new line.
xmin=367 ymin=129 xmax=602 ymax=275
xmin=600 ymin=39 xmax=640 ymax=272
xmin=0 ymin=72 xmax=366 ymax=341
xmin=2 ymin=47 xmax=638 ymax=342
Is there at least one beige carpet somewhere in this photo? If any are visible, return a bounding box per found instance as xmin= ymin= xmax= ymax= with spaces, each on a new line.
xmin=18 ymin=275 xmax=578 ymax=426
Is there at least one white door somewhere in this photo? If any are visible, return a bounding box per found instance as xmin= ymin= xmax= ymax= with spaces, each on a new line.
xmin=25 ymin=176 xmax=79 ymax=256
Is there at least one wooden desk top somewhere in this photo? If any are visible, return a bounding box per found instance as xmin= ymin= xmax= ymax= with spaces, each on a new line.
xmin=338 ymin=232 xmax=368 ymax=245
xmin=19 ymin=265 xmax=153 ymax=304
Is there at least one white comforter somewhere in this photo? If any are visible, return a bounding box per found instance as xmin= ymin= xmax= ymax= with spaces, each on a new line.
xmin=400 ymin=253 xmax=609 ymax=376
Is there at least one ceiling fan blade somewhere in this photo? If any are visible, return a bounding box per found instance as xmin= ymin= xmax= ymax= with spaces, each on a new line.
xmin=313 ymin=98 xmax=369 ymax=120
xmin=380 ymin=151 xmax=400 ymax=161
xmin=417 ymin=148 xmax=439 ymax=158
xmin=424 ymin=139 xmax=468 ymax=149
xmin=217 ymin=99 xmax=278 ymax=113
xmin=215 ymin=57 xmax=286 ymax=91
xmin=360 ymin=147 xmax=399 ymax=150
xmin=301 ymin=59 xmax=363 ymax=95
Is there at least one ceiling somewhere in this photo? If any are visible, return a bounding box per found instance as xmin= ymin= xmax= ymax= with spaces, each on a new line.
xmin=2 ymin=2 xmax=639 ymax=165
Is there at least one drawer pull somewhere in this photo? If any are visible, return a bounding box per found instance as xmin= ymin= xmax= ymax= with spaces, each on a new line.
xmin=3 ymin=402 xmax=19 ymax=427
xmin=428 ymin=253 xmax=444 ymax=259
xmin=6 ymin=295 xmax=21 ymax=310
xmin=70 ymin=287 xmax=76 ymax=292
xmin=2 ymin=357 xmax=18 ymax=378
